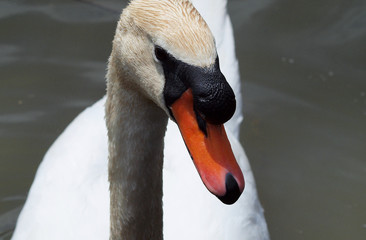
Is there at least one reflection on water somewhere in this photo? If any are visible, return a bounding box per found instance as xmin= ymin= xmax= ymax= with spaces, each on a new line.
xmin=1 ymin=0 xmax=365 ymax=239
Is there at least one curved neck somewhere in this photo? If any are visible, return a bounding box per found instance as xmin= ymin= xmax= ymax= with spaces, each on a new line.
xmin=106 ymin=56 xmax=168 ymax=240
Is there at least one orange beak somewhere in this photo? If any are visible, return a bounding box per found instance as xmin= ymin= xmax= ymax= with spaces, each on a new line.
xmin=171 ymin=89 xmax=245 ymax=204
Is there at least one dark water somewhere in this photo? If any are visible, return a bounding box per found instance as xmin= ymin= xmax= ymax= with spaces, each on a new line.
xmin=1 ymin=0 xmax=365 ymax=239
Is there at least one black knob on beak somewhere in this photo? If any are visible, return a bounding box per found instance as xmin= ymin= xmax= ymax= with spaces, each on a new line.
xmin=193 ymin=76 xmax=236 ymax=125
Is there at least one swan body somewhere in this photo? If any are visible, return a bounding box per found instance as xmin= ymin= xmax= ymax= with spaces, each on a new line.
xmin=12 ymin=0 xmax=270 ymax=239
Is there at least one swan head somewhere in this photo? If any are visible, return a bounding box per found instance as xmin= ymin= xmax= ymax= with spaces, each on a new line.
xmin=110 ymin=0 xmax=244 ymax=204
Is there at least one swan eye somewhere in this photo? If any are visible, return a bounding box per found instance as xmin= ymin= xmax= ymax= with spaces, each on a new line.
xmin=154 ymin=46 xmax=169 ymax=62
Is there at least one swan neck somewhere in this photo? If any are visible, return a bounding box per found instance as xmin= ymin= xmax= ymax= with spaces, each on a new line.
xmin=106 ymin=57 xmax=167 ymax=240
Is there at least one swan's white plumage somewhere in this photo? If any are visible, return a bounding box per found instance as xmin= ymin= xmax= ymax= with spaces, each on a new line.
xmin=12 ymin=0 xmax=269 ymax=239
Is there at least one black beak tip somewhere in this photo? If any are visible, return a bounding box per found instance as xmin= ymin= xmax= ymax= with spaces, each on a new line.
xmin=217 ymin=173 xmax=242 ymax=205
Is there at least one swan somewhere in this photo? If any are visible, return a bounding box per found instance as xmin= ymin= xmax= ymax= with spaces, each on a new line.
xmin=12 ymin=0 xmax=270 ymax=239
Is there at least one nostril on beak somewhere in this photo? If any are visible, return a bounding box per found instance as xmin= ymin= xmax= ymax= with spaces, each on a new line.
xmin=218 ymin=173 xmax=242 ymax=205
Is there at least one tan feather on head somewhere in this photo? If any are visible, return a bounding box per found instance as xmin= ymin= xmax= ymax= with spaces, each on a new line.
xmin=127 ymin=0 xmax=217 ymax=67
